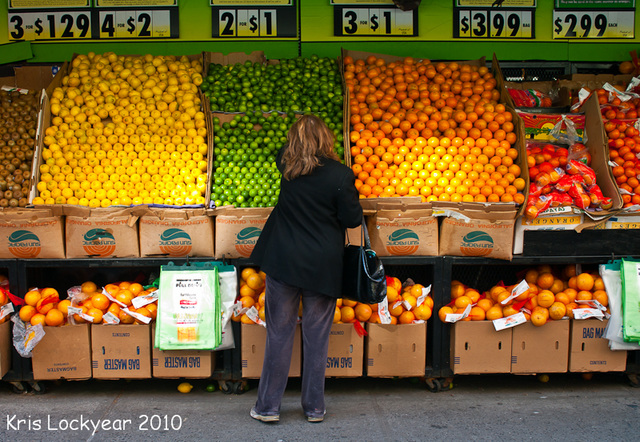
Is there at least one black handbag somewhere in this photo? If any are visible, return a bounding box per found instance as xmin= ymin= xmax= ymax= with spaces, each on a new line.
xmin=341 ymin=217 xmax=387 ymax=304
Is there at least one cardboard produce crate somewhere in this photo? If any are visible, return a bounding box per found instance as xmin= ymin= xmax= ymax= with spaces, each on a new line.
xmin=569 ymin=319 xmax=627 ymax=372
xmin=0 ymin=207 xmax=65 ymax=259
xmin=65 ymin=206 xmax=143 ymax=258
xmin=365 ymin=323 xmax=426 ymax=378
xmin=511 ymin=320 xmax=570 ymax=374
xmin=325 ymin=323 xmax=364 ymax=377
xmin=91 ymin=324 xmax=151 ymax=379
xmin=0 ymin=65 xmax=57 ymax=91
xmin=513 ymin=208 xmax=583 ymax=255
xmin=213 ymin=206 xmax=272 ymax=259
xmin=139 ymin=208 xmax=214 ymax=257
xmin=151 ymin=328 xmax=214 ymax=379
xmin=241 ymin=323 xmax=301 ymax=379
xmin=451 ymin=321 xmax=512 ymax=374
xmin=32 ymin=324 xmax=92 ymax=380
xmin=0 ymin=321 xmax=11 ymax=379
xmin=367 ymin=203 xmax=438 ymax=257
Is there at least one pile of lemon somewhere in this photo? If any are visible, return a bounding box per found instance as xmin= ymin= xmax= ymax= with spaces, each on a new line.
xmin=33 ymin=52 xmax=208 ymax=207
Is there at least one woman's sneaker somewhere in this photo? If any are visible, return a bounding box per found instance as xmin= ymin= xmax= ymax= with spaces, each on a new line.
xmin=250 ymin=407 xmax=279 ymax=423
xmin=306 ymin=411 xmax=326 ymax=423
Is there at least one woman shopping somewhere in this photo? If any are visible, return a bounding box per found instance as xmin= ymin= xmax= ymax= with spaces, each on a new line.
xmin=249 ymin=115 xmax=363 ymax=423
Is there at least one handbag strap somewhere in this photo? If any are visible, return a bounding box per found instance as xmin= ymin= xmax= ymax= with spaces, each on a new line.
xmin=360 ymin=215 xmax=372 ymax=250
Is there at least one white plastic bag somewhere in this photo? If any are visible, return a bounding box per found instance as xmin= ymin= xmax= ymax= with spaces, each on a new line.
xmin=11 ymin=315 xmax=45 ymax=358
xmin=600 ymin=263 xmax=640 ymax=350
xmin=214 ymin=266 xmax=237 ymax=351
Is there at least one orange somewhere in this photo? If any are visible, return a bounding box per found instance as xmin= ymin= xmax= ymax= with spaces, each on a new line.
xmin=118 ymin=309 xmax=135 ymax=324
xmin=81 ymin=281 xmax=98 ymax=293
xmin=107 ymin=302 xmax=121 ymax=317
xmin=87 ymin=308 xmax=104 ymax=324
xmin=239 ymin=296 xmax=255 ymax=309
xmin=399 ymin=310 xmax=415 ymax=324
xmin=129 ymin=283 xmax=144 ymax=296
xmin=536 ymin=272 xmax=555 ymax=290
xmin=24 ymin=290 xmax=41 ymax=307
xmin=477 ymin=298 xmax=494 ymax=312
xmin=386 ymin=286 xmax=400 ymax=303
xmin=549 ymin=279 xmax=565 ymax=294
xmin=593 ymin=277 xmax=605 ymax=291
xmin=30 ymin=313 xmax=46 ymax=326
xmin=391 ymin=277 xmax=402 ymax=292
xmin=593 ymin=290 xmax=608 ymax=307
xmin=246 ymin=273 xmax=265 ymax=291
xmin=45 ymin=308 xmax=64 ymax=326
xmin=576 ymin=290 xmax=593 ymax=301
xmin=414 ymin=304 xmax=432 ymax=321
xmin=564 ymin=288 xmax=578 ymax=303
xmin=468 ymin=306 xmax=486 ymax=321
xmin=450 ymin=282 xmax=466 ymax=299
xmin=133 ymin=307 xmax=151 ymax=325
xmin=554 ymin=292 xmax=570 ymax=305
xmin=485 ymin=304 xmax=503 ymax=321
xmin=341 ymin=306 xmax=356 ymax=323
xmin=118 ymin=281 xmax=131 ymax=290
xmin=333 ymin=306 xmax=342 ymax=323
xmin=146 ymin=303 xmax=158 ymax=320
xmin=355 ymin=303 xmax=373 ymax=322
xmin=91 ymin=293 xmax=110 ymax=311
xmin=565 ymin=302 xmax=579 ymax=319
xmin=530 ymin=309 xmax=547 ymax=327
xmin=389 ymin=301 xmax=404 ymax=317
xmin=104 ymin=283 xmax=120 ymax=296
xmin=19 ymin=305 xmax=37 ymax=322
xmin=403 ymin=294 xmax=418 ymax=309
xmin=502 ymin=305 xmax=519 ymax=317
xmin=57 ymin=299 xmax=71 ymax=316
xmin=240 ymin=314 xmax=255 ymax=324
xmin=239 ymin=284 xmax=256 ymax=298
xmin=454 ymin=295 xmax=472 ymax=309
xmin=576 ymin=273 xmax=595 ymax=291
xmin=410 ymin=284 xmax=425 ymax=297
xmin=36 ymin=297 xmax=55 ymax=315
xmin=548 ymin=302 xmax=567 ymax=320
xmin=465 ymin=289 xmax=481 ymax=303
xmin=438 ymin=306 xmax=453 ymax=322
xmin=40 ymin=287 xmax=59 ymax=300
xmin=537 ymin=290 xmax=555 ymax=308
xmin=342 ymin=298 xmax=358 ymax=308
xmin=115 ymin=290 xmax=134 ymax=306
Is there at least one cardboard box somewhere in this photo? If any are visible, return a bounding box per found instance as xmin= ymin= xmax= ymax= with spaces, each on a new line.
xmin=0 ymin=208 xmax=65 ymax=258
xmin=451 ymin=321 xmax=512 ymax=374
xmin=213 ymin=207 xmax=272 ymax=259
xmin=513 ymin=208 xmax=584 ymax=255
xmin=241 ymin=323 xmax=301 ymax=379
xmin=1 ymin=65 xmax=57 ymax=91
xmin=325 ymin=323 xmax=364 ymax=377
xmin=511 ymin=320 xmax=570 ymax=374
xmin=569 ymin=319 xmax=627 ymax=372
xmin=367 ymin=204 xmax=438 ymax=257
xmin=31 ymin=324 xmax=92 ymax=380
xmin=365 ymin=323 xmax=426 ymax=378
xmin=438 ymin=207 xmax=516 ymax=260
xmin=0 ymin=321 xmax=11 ymax=379
xmin=91 ymin=324 xmax=151 ymax=379
xmin=139 ymin=208 xmax=214 ymax=257
xmin=603 ymin=214 xmax=640 ymax=229
xmin=65 ymin=207 xmax=143 ymax=258
xmin=151 ymin=328 xmax=214 ymax=379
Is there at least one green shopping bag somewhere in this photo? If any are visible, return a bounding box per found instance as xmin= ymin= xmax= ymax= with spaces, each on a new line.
xmin=620 ymin=259 xmax=640 ymax=343
xmin=155 ymin=263 xmax=221 ymax=350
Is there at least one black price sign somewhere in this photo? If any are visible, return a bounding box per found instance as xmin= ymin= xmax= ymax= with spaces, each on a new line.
xmin=8 ymin=10 xmax=92 ymax=40
xmin=553 ymin=10 xmax=634 ymax=39
xmin=211 ymin=2 xmax=296 ymax=38
xmin=98 ymin=9 xmax=178 ymax=39
xmin=333 ymin=7 xmax=417 ymax=36
xmin=454 ymin=8 xmax=534 ymax=39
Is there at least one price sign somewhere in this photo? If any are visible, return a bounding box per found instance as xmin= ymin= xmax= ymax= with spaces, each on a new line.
xmin=99 ymin=10 xmax=174 ymax=38
xmin=553 ymin=10 xmax=634 ymax=39
xmin=211 ymin=5 xmax=296 ymax=38
xmin=333 ymin=7 xmax=418 ymax=36
xmin=454 ymin=8 xmax=534 ymax=38
xmin=8 ymin=10 xmax=92 ymax=41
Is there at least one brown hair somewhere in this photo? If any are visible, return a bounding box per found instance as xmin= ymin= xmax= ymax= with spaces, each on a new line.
xmin=281 ymin=115 xmax=340 ymax=180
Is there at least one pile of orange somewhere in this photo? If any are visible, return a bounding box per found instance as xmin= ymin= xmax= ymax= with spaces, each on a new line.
xmin=233 ymin=267 xmax=268 ymax=324
xmin=17 ymin=281 xmax=157 ymax=327
xmin=438 ymin=264 xmax=608 ymax=327
xmin=345 ymin=55 xmax=525 ymax=203
xmin=335 ymin=276 xmax=433 ymax=325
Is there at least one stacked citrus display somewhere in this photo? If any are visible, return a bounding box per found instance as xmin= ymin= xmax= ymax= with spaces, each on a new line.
xmin=0 ymin=89 xmax=38 ymax=208
xmin=334 ymin=276 xmax=433 ymax=325
xmin=17 ymin=280 xmax=157 ymax=326
xmin=32 ymin=52 xmax=208 ymax=207
xmin=232 ymin=267 xmax=267 ymax=324
xmin=607 ymin=119 xmax=640 ymax=208
xmin=438 ymin=265 xmax=608 ymax=327
xmin=345 ymin=55 xmax=525 ymax=203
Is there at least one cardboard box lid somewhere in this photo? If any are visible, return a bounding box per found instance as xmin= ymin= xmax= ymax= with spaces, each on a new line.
xmin=143 ymin=207 xmax=209 ymax=221
xmin=211 ymin=206 xmax=273 ymax=218
xmin=0 ymin=207 xmax=63 ymax=220
xmin=64 ymin=205 xmax=148 ymax=222
xmin=432 ymin=201 xmax=518 ymax=221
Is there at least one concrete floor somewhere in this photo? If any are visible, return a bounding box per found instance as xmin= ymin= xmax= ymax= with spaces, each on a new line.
xmin=0 ymin=373 xmax=639 ymax=441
